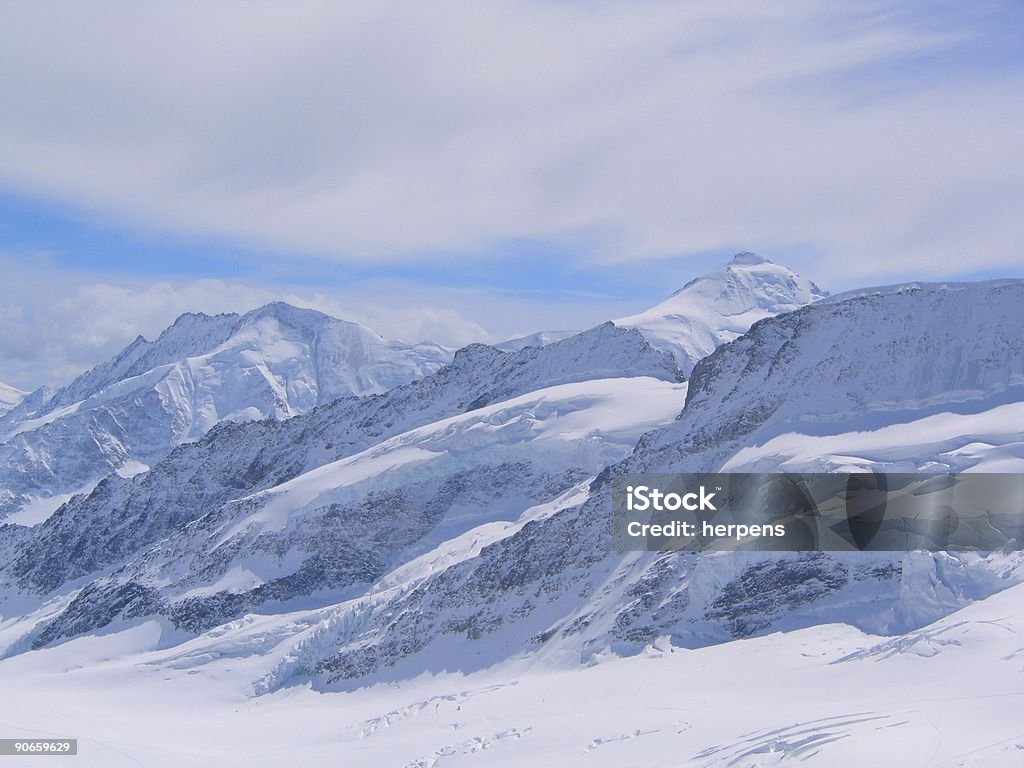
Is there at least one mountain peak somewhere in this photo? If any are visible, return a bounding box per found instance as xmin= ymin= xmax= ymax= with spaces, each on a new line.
xmin=0 ymin=299 xmax=455 ymax=521
xmin=728 ymin=251 xmax=769 ymax=266
xmin=615 ymin=255 xmax=827 ymax=374
xmin=242 ymin=301 xmax=328 ymax=324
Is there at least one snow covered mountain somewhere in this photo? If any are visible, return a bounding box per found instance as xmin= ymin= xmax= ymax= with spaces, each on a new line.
xmin=0 ymin=322 xmax=681 ymax=645
xmin=0 ymin=303 xmax=452 ymax=522
xmin=6 ymin=278 xmax=1022 ymax=670
xmin=634 ymin=279 xmax=1024 ymax=474
xmin=26 ymin=377 xmax=686 ymax=649
xmin=493 ymin=253 xmax=825 ymax=367
xmin=0 ymin=252 xmax=820 ymax=525
xmin=0 ymin=380 xmax=25 ymax=416
xmin=1 ymin=269 xmax=1021 ymax=767
xmin=241 ymin=279 xmax=1024 ymax=688
xmin=615 ymin=251 xmax=827 ymax=374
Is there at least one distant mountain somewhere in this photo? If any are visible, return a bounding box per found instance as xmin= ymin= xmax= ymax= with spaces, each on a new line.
xmin=615 ymin=252 xmax=827 ymax=374
xmin=0 ymin=303 xmax=452 ymax=521
xmin=0 ymin=381 xmax=25 ymax=416
xmin=494 ymin=253 xmax=823 ymax=364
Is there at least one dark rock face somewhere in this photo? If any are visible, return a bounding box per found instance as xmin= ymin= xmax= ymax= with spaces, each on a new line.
xmin=27 ymin=461 xmax=589 ymax=645
xmin=703 ymin=554 xmax=850 ymax=637
xmin=31 ymin=582 xmax=165 ymax=650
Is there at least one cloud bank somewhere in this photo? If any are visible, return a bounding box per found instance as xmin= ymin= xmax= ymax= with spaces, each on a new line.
xmin=1 ymin=1 xmax=1021 ymax=281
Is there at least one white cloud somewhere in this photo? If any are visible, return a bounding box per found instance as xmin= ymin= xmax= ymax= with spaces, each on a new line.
xmin=281 ymin=292 xmax=492 ymax=348
xmin=0 ymin=1 xmax=1020 ymax=278
xmin=0 ymin=257 xmax=627 ymax=389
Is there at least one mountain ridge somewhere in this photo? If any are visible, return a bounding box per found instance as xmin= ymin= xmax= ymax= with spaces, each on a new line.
xmin=5 ymin=263 xmax=1018 ymax=705
xmin=0 ymin=303 xmax=453 ymax=521
xmin=268 ymin=278 xmax=1024 ymax=687
xmin=0 ymin=321 xmax=680 ymax=611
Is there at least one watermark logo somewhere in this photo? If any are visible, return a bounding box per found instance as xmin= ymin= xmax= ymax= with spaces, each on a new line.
xmin=612 ymin=472 xmax=1024 ymax=552
xmin=625 ymin=484 xmax=718 ymax=512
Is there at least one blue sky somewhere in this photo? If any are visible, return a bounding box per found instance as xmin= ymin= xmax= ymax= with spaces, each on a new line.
xmin=1 ymin=1 xmax=1022 ymax=389
xmin=0 ymin=187 xmax=755 ymax=302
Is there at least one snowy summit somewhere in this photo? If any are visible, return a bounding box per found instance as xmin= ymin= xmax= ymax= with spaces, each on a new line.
xmin=615 ymin=252 xmax=827 ymax=374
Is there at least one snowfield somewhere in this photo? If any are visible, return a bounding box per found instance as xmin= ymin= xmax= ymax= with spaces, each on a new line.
xmin=0 ymin=581 xmax=1020 ymax=767
xmin=721 ymin=400 xmax=1024 ymax=473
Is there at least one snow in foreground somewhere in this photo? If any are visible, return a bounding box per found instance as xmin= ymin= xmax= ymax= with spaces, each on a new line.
xmin=0 ymin=582 xmax=1020 ymax=767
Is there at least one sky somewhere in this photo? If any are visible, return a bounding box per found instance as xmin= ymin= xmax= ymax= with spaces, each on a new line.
xmin=1 ymin=1 xmax=1022 ymax=390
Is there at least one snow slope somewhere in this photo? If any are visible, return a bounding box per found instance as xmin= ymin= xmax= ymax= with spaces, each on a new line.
xmin=18 ymin=376 xmax=688 ymax=649
xmin=615 ymin=252 xmax=827 ymax=374
xmin=722 ymin=400 xmax=1024 ymax=473
xmin=0 ymin=303 xmax=452 ymax=520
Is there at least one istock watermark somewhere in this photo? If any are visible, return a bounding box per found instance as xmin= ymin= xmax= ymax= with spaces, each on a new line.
xmin=611 ymin=472 xmax=1024 ymax=552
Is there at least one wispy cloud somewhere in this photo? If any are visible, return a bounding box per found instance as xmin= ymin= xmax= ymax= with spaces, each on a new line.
xmin=1 ymin=1 xmax=1020 ymax=277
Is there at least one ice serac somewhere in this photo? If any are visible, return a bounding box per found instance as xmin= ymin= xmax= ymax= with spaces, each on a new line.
xmin=0 ymin=381 xmax=26 ymax=416
xmin=284 ymin=279 xmax=1024 ymax=686
xmin=615 ymin=251 xmax=827 ymax=374
xmin=0 ymin=303 xmax=452 ymax=521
